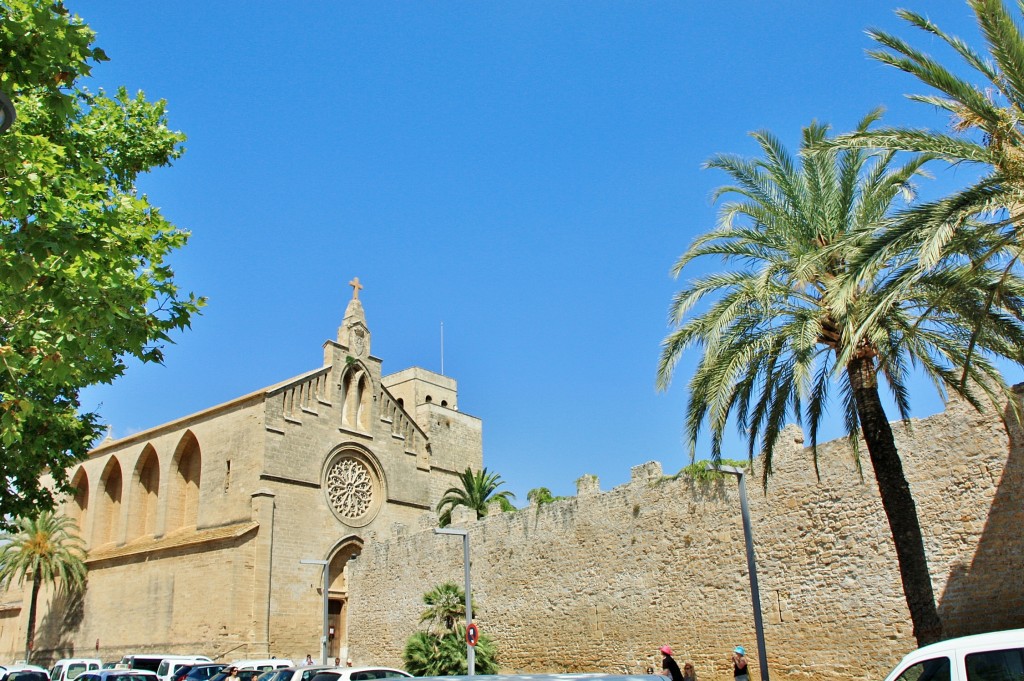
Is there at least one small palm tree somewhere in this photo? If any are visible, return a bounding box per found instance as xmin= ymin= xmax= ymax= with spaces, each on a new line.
xmin=436 ymin=467 xmax=515 ymax=527
xmin=0 ymin=511 xmax=87 ymax=662
xmin=525 ymin=487 xmax=559 ymax=505
xmin=403 ymin=583 xmax=499 ymax=676
xmin=658 ymin=114 xmax=1024 ymax=645
xmin=420 ymin=581 xmax=473 ymax=633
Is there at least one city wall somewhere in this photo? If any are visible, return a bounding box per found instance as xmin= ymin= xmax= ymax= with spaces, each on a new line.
xmin=347 ymin=395 xmax=1024 ymax=681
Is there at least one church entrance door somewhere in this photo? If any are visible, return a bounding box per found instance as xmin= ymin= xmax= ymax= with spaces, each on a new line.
xmin=328 ymin=598 xmax=345 ymax=660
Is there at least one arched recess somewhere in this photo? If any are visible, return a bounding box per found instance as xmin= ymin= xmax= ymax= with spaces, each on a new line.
xmin=341 ymin=365 xmax=373 ymax=431
xmin=167 ymin=431 xmax=201 ymax=532
xmin=68 ymin=468 xmax=90 ymax=545
xmin=97 ymin=458 xmax=123 ymax=546
xmin=326 ymin=537 xmax=363 ymax=660
xmin=128 ymin=445 xmax=160 ymax=540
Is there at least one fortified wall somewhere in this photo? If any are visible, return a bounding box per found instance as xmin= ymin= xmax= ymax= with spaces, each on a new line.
xmin=346 ymin=395 xmax=1024 ymax=681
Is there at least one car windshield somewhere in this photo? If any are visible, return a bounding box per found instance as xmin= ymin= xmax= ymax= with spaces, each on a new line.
xmin=186 ymin=668 xmax=225 ymax=681
xmin=8 ymin=673 xmax=49 ymax=681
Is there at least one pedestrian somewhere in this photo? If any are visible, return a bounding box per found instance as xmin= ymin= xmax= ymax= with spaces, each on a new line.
xmin=304 ymin=655 xmax=314 ymax=666
xmin=227 ymin=669 xmax=239 ymax=680
xmin=659 ymin=646 xmax=683 ymax=681
xmin=346 ymin=660 xmax=353 ymax=668
xmin=334 ymin=658 xmax=340 ymax=667
xmin=732 ymin=646 xmax=749 ymax=681
xmin=682 ymin=662 xmax=696 ymax=681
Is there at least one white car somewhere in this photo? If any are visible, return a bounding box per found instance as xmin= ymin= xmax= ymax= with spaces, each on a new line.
xmin=226 ymin=663 xmax=292 ymax=675
xmin=0 ymin=665 xmax=50 ymax=681
xmin=256 ymin=667 xmax=332 ymax=681
xmin=307 ymin=668 xmax=410 ymax=681
xmin=51 ymin=660 xmax=101 ymax=681
xmin=884 ymin=628 xmax=1024 ymax=681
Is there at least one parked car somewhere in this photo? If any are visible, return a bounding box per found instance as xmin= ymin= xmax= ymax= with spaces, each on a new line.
xmin=884 ymin=628 xmax=1024 ymax=681
xmin=307 ymin=668 xmax=410 ymax=681
xmin=180 ymin=666 xmax=225 ymax=681
xmin=157 ymin=658 xmax=213 ymax=681
xmin=256 ymin=667 xmax=331 ymax=681
xmin=207 ymin=671 xmax=261 ymax=681
xmin=120 ymin=658 xmax=210 ymax=676
xmin=225 ymin=663 xmax=291 ymax=675
xmin=0 ymin=665 xmax=50 ymax=681
xmin=76 ymin=671 xmax=159 ymax=681
xmin=50 ymin=660 xmax=102 ymax=681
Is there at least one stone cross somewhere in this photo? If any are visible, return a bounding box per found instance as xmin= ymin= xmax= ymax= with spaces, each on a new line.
xmin=349 ymin=277 xmax=363 ymax=300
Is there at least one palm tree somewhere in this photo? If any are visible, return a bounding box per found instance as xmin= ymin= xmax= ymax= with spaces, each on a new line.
xmin=657 ymin=114 xmax=1024 ymax=646
xmin=436 ymin=467 xmax=515 ymax=527
xmin=404 ymin=582 xmax=499 ymax=676
xmin=420 ymin=581 xmax=472 ymax=633
xmin=830 ymin=1 xmax=1024 ymax=269
xmin=0 ymin=511 xmax=87 ymax=661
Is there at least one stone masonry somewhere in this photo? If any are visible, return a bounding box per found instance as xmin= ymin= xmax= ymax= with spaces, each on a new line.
xmin=346 ymin=393 xmax=1023 ymax=681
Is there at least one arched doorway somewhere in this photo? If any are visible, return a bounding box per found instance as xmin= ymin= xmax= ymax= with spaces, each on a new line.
xmin=327 ymin=538 xmax=362 ymax=661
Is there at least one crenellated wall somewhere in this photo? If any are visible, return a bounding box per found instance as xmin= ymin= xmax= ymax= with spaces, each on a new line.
xmin=346 ymin=394 xmax=1024 ymax=681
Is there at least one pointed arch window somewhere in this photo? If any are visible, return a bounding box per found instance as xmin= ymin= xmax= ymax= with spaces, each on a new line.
xmin=128 ymin=445 xmax=160 ymax=540
xmin=341 ymin=366 xmax=373 ymax=431
xmin=68 ymin=468 xmax=90 ymax=545
xmin=168 ymin=432 xmax=201 ymax=532
xmin=98 ymin=458 xmax=123 ymax=546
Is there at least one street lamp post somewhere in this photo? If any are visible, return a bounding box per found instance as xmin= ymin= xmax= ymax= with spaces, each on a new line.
xmin=300 ymin=558 xmax=330 ymax=665
xmin=434 ymin=527 xmax=473 ymax=676
xmin=708 ymin=464 xmax=770 ymax=681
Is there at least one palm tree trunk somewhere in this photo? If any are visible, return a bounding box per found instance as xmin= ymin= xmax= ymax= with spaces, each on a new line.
xmin=25 ymin=568 xmax=41 ymax=663
xmin=847 ymin=355 xmax=943 ymax=645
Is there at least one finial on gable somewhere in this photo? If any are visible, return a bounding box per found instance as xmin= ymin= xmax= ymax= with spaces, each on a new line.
xmin=338 ymin=276 xmax=371 ymax=357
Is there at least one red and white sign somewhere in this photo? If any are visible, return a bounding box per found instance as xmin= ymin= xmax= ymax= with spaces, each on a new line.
xmin=466 ymin=622 xmax=480 ymax=647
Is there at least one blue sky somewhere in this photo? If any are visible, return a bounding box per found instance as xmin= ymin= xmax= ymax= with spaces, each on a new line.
xmin=73 ymin=2 xmax=1006 ymax=501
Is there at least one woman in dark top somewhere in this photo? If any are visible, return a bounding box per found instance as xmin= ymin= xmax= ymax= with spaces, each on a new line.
xmin=732 ymin=646 xmax=749 ymax=681
xmin=660 ymin=646 xmax=683 ymax=681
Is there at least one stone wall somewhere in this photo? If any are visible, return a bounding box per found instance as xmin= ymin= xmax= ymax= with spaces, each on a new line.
xmin=346 ymin=395 xmax=1024 ymax=681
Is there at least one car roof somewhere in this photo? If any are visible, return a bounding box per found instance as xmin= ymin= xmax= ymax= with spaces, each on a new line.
xmin=0 ymin=666 xmax=49 ymax=673
xmin=901 ymin=628 xmax=1024 ymax=659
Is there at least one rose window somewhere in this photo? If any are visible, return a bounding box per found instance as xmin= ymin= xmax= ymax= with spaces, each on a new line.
xmin=327 ymin=457 xmax=374 ymax=520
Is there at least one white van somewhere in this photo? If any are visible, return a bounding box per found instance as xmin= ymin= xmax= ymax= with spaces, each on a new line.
xmin=50 ymin=659 xmax=102 ymax=681
xmin=120 ymin=657 xmax=210 ymax=676
xmin=228 ymin=661 xmax=293 ymax=674
xmin=155 ymin=658 xmax=215 ymax=681
xmin=884 ymin=629 xmax=1024 ymax=681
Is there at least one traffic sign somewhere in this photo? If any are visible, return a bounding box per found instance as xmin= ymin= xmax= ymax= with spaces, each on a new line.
xmin=466 ymin=622 xmax=480 ymax=647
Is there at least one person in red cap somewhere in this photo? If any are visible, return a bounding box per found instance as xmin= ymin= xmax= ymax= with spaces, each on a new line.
xmin=659 ymin=645 xmax=683 ymax=681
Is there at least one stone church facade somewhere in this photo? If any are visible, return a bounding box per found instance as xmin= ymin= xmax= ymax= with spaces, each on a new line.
xmin=0 ymin=282 xmax=482 ymax=663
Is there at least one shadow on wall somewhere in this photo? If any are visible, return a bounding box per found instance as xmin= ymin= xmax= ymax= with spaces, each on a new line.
xmin=36 ymin=583 xmax=87 ymax=663
xmin=937 ymin=399 xmax=1024 ymax=637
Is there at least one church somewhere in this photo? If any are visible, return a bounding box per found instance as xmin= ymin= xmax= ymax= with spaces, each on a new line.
xmin=0 ymin=280 xmax=482 ymax=663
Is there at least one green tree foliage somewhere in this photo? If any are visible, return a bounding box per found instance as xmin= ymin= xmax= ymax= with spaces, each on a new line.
xmin=525 ymin=486 xmax=566 ymax=505
xmin=436 ymin=467 xmax=515 ymax=527
xmin=657 ymin=114 xmax=1024 ymax=645
xmin=420 ymin=581 xmax=479 ymax=634
xmin=0 ymin=511 xmax=87 ymax=662
xmin=403 ymin=583 xmax=498 ymax=676
xmin=676 ymin=458 xmax=749 ymax=483
xmin=0 ymin=1 xmax=203 ymax=523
